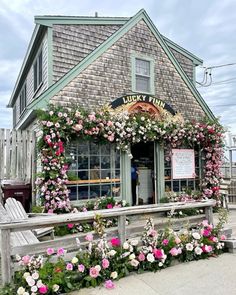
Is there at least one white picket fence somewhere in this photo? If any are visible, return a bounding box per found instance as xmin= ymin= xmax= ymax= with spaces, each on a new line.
xmin=0 ymin=129 xmax=37 ymax=204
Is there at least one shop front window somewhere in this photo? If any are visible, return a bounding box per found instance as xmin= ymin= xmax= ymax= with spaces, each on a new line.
xmin=66 ymin=142 xmax=121 ymax=201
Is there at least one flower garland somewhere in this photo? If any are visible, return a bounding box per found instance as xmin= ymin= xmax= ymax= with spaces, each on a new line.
xmin=5 ymin=217 xmax=227 ymax=294
xmin=36 ymin=105 xmax=225 ymax=213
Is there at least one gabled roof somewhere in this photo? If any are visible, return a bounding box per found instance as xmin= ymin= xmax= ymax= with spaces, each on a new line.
xmin=27 ymin=9 xmax=214 ymax=120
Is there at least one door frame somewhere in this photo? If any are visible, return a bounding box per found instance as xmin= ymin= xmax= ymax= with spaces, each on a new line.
xmin=154 ymin=142 xmax=165 ymax=203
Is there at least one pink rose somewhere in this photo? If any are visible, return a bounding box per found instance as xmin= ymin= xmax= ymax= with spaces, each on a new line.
xmin=102 ymin=258 xmax=110 ymax=269
xmin=78 ymin=264 xmax=85 ymax=272
xmin=202 ymin=245 xmax=213 ymax=253
xmin=153 ymin=248 xmax=164 ymax=259
xmin=138 ymin=252 xmax=145 ymax=261
xmin=22 ymin=255 xmax=31 ymax=265
xmin=57 ymin=248 xmax=65 ymax=256
xmin=85 ymin=233 xmax=93 ymax=242
xmin=220 ymin=234 xmax=226 ymax=240
xmin=46 ymin=248 xmax=54 ymax=255
xmin=66 ymin=263 xmax=73 ymax=271
xmin=89 ymin=267 xmax=99 ymax=278
xmin=67 ymin=223 xmax=74 ymax=229
xmin=202 ymin=229 xmax=211 ymax=237
xmin=38 ymin=284 xmax=48 ymax=294
xmin=175 ymin=237 xmax=181 ymax=244
xmin=169 ymin=247 xmax=179 ymax=256
xmin=110 ymin=237 xmax=121 ymax=247
xmin=48 ymin=209 xmax=54 ymax=214
xmin=162 ymin=239 xmax=169 ymax=246
xmin=104 ymin=280 xmax=115 ymax=289
xmin=107 ymin=203 xmax=113 ymax=209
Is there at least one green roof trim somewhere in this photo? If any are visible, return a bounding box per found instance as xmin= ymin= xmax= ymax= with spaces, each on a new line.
xmin=35 ymin=15 xmax=130 ymax=27
xmin=162 ymin=35 xmax=203 ymax=65
xmin=27 ymin=9 xmax=215 ymax=121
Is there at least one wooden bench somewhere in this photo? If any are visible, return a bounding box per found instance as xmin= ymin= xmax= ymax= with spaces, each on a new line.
xmin=220 ymin=179 xmax=231 ymax=211
xmin=0 ymin=199 xmax=216 ymax=284
xmin=4 ymin=198 xmax=54 ymax=239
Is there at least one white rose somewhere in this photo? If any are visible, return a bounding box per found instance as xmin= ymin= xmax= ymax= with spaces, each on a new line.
xmin=31 ymin=286 xmax=38 ymax=292
xmin=32 ymin=272 xmax=39 ymax=280
xmin=108 ymin=250 xmax=117 ymax=257
xmin=130 ymin=259 xmax=139 ymax=267
xmin=194 ymin=246 xmax=203 ymax=255
xmin=129 ymin=253 xmax=135 ymax=260
xmin=192 ymin=232 xmax=201 ymax=240
xmin=158 ymin=262 xmax=163 ymax=267
xmin=95 ymin=265 xmax=101 ymax=272
xmin=147 ymin=253 xmax=155 ymax=263
xmin=110 ymin=271 xmax=118 ymax=279
xmin=36 ymin=280 xmax=43 ymax=288
xmin=53 ymin=284 xmax=60 ymax=292
xmin=17 ymin=287 xmax=25 ymax=295
xmin=23 ymin=292 xmax=29 ymax=295
xmin=131 ymin=240 xmax=139 ymax=246
xmin=186 ymin=243 xmax=194 ymax=251
xmin=23 ymin=272 xmax=31 ymax=279
xmin=71 ymin=257 xmax=78 ymax=264
xmin=123 ymin=242 xmax=129 ymax=250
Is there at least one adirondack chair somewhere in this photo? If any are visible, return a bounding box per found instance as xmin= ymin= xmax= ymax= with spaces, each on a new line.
xmin=0 ymin=202 xmax=39 ymax=247
xmin=219 ymin=179 xmax=231 ymax=211
xmin=4 ymin=198 xmax=54 ymax=239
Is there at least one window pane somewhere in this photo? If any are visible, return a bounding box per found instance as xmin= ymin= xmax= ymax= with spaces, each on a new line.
xmin=90 ymin=185 xmax=100 ymax=198
xmin=90 ymin=156 xmax=100 ymax=168
xmin=78 ymin=186 xmax=89 ymax=200
xmin=68 ymin=186 xmax=77 ymax=201
xmin=78 ymin=170 xmax=88 ymax=180
xmin=136 ymin=59 xmax=150 ymax=76
xmin=101 ymin=169 xmax=111 ymax=179
xmin=101 ymin=156 xmax=110 ymax=169
xmin=34 ymin=62 xmax=37 ymax=91
xmin=90 ymin=142 xmax=99 ymax=155
xmin=38 ymin=50 xmax=43 ymax=84
xmin=101 ymin=145 xmax=110 ymax=155
xmin=101 ymin=185 xmax=111 ymax=196
xmin=78 ymin=143 xmax=89 ymax=155
xmin=78 ymin=156 xmax=88 ymax=169
xmin=136 ymin=76 xmax=150 ymax=92
xmin=111 ymin=184 xmax=120 ymax=197
xmin=90 ymin=169 xmax=100 ymax=179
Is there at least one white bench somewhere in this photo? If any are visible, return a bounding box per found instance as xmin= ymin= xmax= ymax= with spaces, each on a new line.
xmin=220 ymin=179 xmax=231 ymax=211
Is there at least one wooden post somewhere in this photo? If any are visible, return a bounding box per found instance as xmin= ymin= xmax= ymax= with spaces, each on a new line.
xmin=205 ymin=206 xmax=213 ymax=225
xmin=0 ymin=229 xmax=12 ymax=284
xmin=118 ymin=215 xmax=126 ymax=245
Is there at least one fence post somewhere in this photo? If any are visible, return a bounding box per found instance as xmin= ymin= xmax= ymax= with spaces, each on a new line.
xmin=118 ymin=215 xmax=126 ymax=245
xmin=205 ymin=206 xmax=213 ymax=224
xmin=0 ymin=229 xmax=12 ymax=284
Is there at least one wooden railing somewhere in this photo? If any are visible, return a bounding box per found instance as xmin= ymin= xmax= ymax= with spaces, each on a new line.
xmin=0 ymin=200 xmax=216 ymax=284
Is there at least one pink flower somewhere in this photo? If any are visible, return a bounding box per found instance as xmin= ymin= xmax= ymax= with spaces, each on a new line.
xmin=220 ymin=234 xmax=226 ymax=240
xmin=38 ymin=284 xmax=48 ymax=294
xmin=110 ymin=237 xmax=121 ymax=247
xmin=202 ymin=245 xmax=213 ymax=253
xmin=78 ymin=264 xmax=85 ymax=272
xmin=67 ymin=223 xmax=74 ymax=229
xmin=66 ymin=263 xmax=73 ymax=271
xmin=57 ymin=248 xmax=65 ymax=256
xmin=104 ymin=280 xmax=115 ymax=289
xmin=202 ymin=229 xmax=211 ymax=237
xmin=107 ymin=203 xmax=113 ymax=209
xmin=89 ymin=267 xmax=100 ymax=278
xmin=48 ymin=209 xmax=54 ymax=214
xmin=169 ymin=247 xmax=179 ymax=256
xmin=175 ymin=237 xmax=181 ymax=244
xmin=149 ymin=229 xmax=157 ymax=237
xmin=102 ymin=258 xmax=110 ymax=269
xmin=82 ymin=207 xmax=87 ymax=212
xmin=22 ymin=255 xmax=31 ymax=265
xmin=138 ymin=252 xmax=145 ymax=261
xmin=153 ymin=248 xmax=164 ymax=259
xmin=107 ymin=121 xmax=113 ymax=127
xmin=162 ymin=239 xmax=169 ymax=246
xmin=85 ymin=233 xmax=93 ymax=242
xmin=46 ymin=248 xmax=54 ymax=255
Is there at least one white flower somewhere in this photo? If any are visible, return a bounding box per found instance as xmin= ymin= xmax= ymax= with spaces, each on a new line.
xmin=194 ymin=246 xmax=203 ymax=255
xmin=95 ymin=265 xmax=101 ymax=272
xmin=158 ymin=262 xmax=163 ymax=267
xmin=23 ymin=272 xmax=31 ymax=279
xmin=123 ymin=241 xmax=129 ymax=250
xmin=186 ymin=243 xmax=194 ymax=251
xmin=192 ymin=232 xmax=201 ymax=240
xmin=131 ymin=239 xmax=139 ymax=246
xmin=31 ymin=286 xmax=38 ymax=292
xmin=36 ymin=280 xmax=43 ymax=288
xmin=53 ymin=284 xmax=60 ymax=292
xmin=32 ymin=272 xmax=39 ymax=280
xmin=147 ymin=253 xmax=155 ymax=263
xmin=108 ymin=250 xmax=117 ymax=257
xmin=71 ymin=257 xmax=79 ymax=264
xmin=110 ymin=271 xmax=118 ymax=279
xmin=23 ymin=292 xmax=29 ymax=295
xmin=129 ymin=253 xmax=135 ymax=260
xmin=17 ymin=287 xmax=25 ymax=295
xmin=130 ymin=259 xmax=139 ymax=267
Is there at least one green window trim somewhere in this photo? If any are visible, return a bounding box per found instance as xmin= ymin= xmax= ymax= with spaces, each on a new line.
xmin=131 ymin=53 xmax=155 ymax=95
xmin=33 ymin=48 xmax=43 ymax=93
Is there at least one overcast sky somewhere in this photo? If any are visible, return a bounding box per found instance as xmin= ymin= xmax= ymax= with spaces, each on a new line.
xmin=0 ymin=0 xmax=236 ymax=139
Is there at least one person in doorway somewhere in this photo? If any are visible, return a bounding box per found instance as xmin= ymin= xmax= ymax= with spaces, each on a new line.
xmin=131 ymin=160 xmax=139 ymax=206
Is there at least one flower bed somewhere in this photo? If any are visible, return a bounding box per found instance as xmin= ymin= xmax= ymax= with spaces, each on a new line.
xmin=36 ymin=105 xmax=225 ymax=213
xmin=1 ymin=212 xmax=227 ymax=295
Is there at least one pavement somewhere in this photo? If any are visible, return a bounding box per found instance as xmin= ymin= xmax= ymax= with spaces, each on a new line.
xmin=69 ymin=209 xmax=236 ymax=295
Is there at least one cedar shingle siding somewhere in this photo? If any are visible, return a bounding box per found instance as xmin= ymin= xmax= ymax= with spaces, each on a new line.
xmin=52 ymin=24 xmax=122 ymax=82
xmin=51 ymin=20 xmax=205 ymax=121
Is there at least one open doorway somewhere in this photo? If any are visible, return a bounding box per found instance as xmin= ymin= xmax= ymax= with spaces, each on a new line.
xmin=131 ymin=142 xmax=155 ymax=205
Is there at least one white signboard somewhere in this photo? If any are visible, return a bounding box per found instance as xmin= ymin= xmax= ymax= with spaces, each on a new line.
xmin=172 ymin=149 xmax=195 ymax=179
